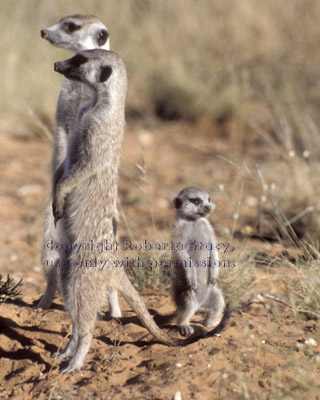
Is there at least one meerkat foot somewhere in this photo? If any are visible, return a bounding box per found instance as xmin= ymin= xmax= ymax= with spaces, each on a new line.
xmin=34 ymin=285 xmax=56 ymax=309
xmin=110 ymin=307 xmax=122 ymax=319
xmin=34 ymin=296 xmax=53 ymax=310
xmin=179 ymin=325 xmax=194 ymax=336
xmin=35 ymin=264 xmax=58 ymax=309
xmin=55 ymin=332 xmax=78 ymax=361
xmin=202 ymin=312 xmax=224 ymax=328
xmin=60 ymin=333 xmax=93 ymax=373
xmin=202 ymin=317 xmax=216 ymax=328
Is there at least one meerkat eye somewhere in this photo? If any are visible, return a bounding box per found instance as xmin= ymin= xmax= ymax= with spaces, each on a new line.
xmin=190 ymin=198 xmax=200 ymax=206
xmin=97 ymin=29 xmax=109 ymax=46
xmin=65 ymin=22 xmax=80 ymax=33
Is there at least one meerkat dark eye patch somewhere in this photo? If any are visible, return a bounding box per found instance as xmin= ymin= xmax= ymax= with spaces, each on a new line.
xmin=97 ymin=29 xmax=109 ymax=46
xmin=190 ymin=198 xmax=201 ymax=206
xmin=70 ymin=54 xmax=88 ymax=68
xmin=64 ymin=22 xmax=81 ymax=33
xmin=100 ymin=65 xmax=112 ymax=83
xmin=174 ymin=197 xmax=183 ymax=209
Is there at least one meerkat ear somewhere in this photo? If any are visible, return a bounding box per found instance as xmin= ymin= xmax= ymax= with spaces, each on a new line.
xmin=99 ymin=65 xmax=112 ymax=83
xmin=96 ymin=29 xmax=109 ymax=46
xmin=173 ymin=197 xmax=182 ymax=209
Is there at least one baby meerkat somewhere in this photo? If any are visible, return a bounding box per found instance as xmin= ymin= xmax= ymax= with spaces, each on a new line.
xmin=171 ymin=187 xmax=225 ymax=336
xmin=37 ymin=15 xmax=121 ymax=318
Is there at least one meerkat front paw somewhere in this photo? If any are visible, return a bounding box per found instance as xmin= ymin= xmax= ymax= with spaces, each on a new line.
xmin=52 ymin=195 xmax=65 ymax=226
xmin=209 ymin=276 xmax=216 ymax=286
xmin=187 ymin=281 xmax=197 ymax=292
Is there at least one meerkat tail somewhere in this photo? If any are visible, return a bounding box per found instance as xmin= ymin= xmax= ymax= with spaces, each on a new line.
xmin=114 ymin=277 xmax=178 ymax=346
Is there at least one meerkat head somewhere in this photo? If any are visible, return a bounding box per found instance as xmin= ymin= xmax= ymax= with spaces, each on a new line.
xmin=41 ymin=15 xmax=110 ymax=52
xmin=173 ymin=187 xmax=213 ymax=221
xmin=54 ymin=50 xmax=113 ymax=87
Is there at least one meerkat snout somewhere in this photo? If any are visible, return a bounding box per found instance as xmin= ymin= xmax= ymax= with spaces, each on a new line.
xmin=54 ymin=62 xmax=59 ymax=72
xmin=204 ymin=205 xmax=211 ymax=213
xmin=40 ymin=29 xmax=48 ymax=39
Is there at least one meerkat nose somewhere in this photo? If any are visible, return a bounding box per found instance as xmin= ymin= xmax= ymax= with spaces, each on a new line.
xmin=54 ymin=62 xmax=59 ymax=72
xmin=41 ymin=29 xmax=48 ymax=39
xmin=204 ymin=205 xmax=211 ymax=213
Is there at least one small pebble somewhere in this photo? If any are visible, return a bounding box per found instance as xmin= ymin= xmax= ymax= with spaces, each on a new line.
xmin=305 ymin=338 xmax=317 ymax=347
xmin=175 ymin=363 xmax=182 ymax=368
xmin=173 ymin=391 xmax=182 ymax=400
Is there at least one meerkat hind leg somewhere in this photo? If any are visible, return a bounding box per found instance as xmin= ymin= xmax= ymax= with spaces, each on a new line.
xmin=60 ymin=331 xmax=93 ymax=373
xmin=59 ymin=302 xmax=97 ymax=373
xmin=107 ymin=287 xmax=122 ymax=318
xmin=35 ymin=205 xmax=60 ymax=309
xmin=56 ymin=325 xmax=79 ymax=361
xmin=176 ymin=291 xmax=198 ymax=336
xmin=36 ymin=265 xmax=58 ymax=309
xmin=58 ymin=261 xmax=102 ymax=373
xmin=201 ymin=286 xmax=225 ymax=328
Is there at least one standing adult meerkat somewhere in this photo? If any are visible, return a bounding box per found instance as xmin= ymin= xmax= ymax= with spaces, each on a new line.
xmin=37 ymin=15 xmax=121 ymax=318
xmin=170 ymin=187 xmax=225 ymax=336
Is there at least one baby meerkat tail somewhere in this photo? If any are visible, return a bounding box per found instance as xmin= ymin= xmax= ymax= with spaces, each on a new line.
xmin=153 ymin=311 xmax=177 ymax=326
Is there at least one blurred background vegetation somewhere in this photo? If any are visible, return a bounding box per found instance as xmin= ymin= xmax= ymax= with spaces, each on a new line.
xmin=2 ymin=0 xmax=320 ymax=234
xmin=2 ymin=0 xmax=320 ymax=144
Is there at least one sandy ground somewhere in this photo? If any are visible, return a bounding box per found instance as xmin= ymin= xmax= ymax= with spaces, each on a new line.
xmin=0 ymin=125 xmax=320 ymax=399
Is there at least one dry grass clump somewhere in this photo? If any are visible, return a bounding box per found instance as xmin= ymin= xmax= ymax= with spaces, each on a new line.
xmin=124 ymin=246 xmax=172 ymax=291
xmin=284 ymin=257 xmax=320 ymax=318
xmin=0 ymin=274 xmax=22 ymax=305
xmin=252 ymin=179 xmax=320 ymax=317
xmin=218 ymin=247 xmax=256 ymax=310
xmin=251 ymin=84 xmax=320 ymax=240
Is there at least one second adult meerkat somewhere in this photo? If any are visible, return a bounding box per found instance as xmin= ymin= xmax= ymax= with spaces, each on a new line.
xmin=170 ymin=187 xmax=225 ymax=336
xmin=37 ymin=15 xmax=121 ymax=317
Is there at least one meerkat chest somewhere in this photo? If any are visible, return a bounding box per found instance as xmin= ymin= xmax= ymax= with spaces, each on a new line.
xmin=185 ymin=220 xmax=215 ymax=257
xmin=192 ymin=219 xmax=213 ymax=242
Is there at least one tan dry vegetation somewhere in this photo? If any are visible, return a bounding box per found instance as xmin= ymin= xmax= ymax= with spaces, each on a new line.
xmin=2 ymin=0 xmax=320 ymax=131
xmin=1 ymin=1 xmax=320 ymax=399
